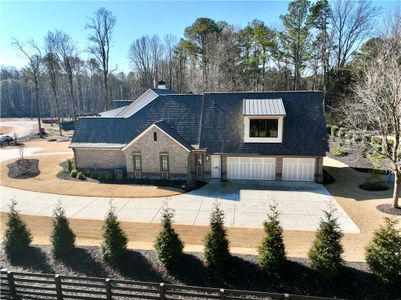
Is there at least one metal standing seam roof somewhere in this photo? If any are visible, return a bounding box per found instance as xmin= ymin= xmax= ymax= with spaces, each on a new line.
xmin=243 ymin=98 xmax=286 ymax=116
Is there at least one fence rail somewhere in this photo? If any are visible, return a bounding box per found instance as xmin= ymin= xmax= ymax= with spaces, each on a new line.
xmin=0 ymin=269 xmax=342 ymax=300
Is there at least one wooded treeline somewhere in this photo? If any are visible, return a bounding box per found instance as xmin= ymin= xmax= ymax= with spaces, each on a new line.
xmin=0 ymin=0 xmax=380 ymax=119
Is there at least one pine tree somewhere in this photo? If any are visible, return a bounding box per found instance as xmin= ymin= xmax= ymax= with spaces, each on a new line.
xmin=50 ymin=202 xmax=75 ymax=258
xmin=154 ymin=206 xmax=184 ymax=268
xmin=101 ymin=205 xmax=128 ymax=263
xmin=258 ymin=203 xmax=286 ymax=271
xmin=204 ymin=203 xmax=231 ymax=268
xmin=2 ymin=199 xmax=32 ymax=260
xmin=365 ymin=217 xmax=401 ymax=284
xmin=308 ymin=208 xmax=344 ymax=279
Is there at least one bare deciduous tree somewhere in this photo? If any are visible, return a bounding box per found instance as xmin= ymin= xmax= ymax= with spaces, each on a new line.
xmin=344 ymin=11 xmax=401 ymax=208
xmin=44 ymin=32 xmax=63 ymax=136
xmin=11 ymin=39 xmax=43 ymax=138
xmin=331 ymin=0 xmax=379 ymax=69
xmin=86 ymin=7 xmax=117 ymax=111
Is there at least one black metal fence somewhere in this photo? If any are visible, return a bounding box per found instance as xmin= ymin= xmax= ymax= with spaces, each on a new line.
xmin=0 ymin=269 xmax=342 ymax=300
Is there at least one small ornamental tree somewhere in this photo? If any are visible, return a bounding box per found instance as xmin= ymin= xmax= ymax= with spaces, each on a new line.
xmin=365 ymin=217 xmax=401 ymax=284
xmin=101 ymin=205 xmax=127 ymax=263
xmin=258 ymin=203 xmax=286 ymax=272
xmin=50 ymin=201 xmax=76 ymax=258
xmin=2 ymin=199 xmax=32 ymax=260
xmin=204 ymin=202 xmax=231 ymax=268
xmin=308 ymin=207 xmax=344 ymax=279
xmin=154 ymin=206 xmax=184 ymax=268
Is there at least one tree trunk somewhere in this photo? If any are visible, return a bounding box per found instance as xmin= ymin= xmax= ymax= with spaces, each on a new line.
xmin=104 ymin=76 xmax=110 ymax=111
xmin=393 ymin=170 xmax=400 ymax=208
xmin=34 ymin=78 xmax=42 ymax=138
xmin=68 ymin=75 xmax=77 ymax=121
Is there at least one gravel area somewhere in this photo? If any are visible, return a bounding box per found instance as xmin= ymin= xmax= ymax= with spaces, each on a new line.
xmin=0 ymin=245 xmax=399 ymax=300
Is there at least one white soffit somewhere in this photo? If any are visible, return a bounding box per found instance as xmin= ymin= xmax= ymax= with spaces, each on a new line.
xmin=243 ymin=98 xmax=286 ymax=116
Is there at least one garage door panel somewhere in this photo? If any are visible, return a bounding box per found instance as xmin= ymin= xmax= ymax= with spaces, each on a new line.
xmin=227 ymin=157 xmax=275 ymax=180
xmin=283 ymin=158 xmax=315 ymax=181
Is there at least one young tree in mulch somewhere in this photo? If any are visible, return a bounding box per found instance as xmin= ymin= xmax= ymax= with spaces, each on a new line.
xmin=308 ymin=207 xmax=344 ymax=279
xmin=204 ymin=202 xmax=231 ymax=268
xmin=154 ymin=205 xmax=184 ymax=268
xmin=50 ymin=201 xmax=76 ymax=258
xmin=258 ymin=203 xmax=286 ymax=272
xmin=2 ymin=199 xmax=32 ymax=260
xmin=101 ymin=205 xmax=128 ymax=263
xmin=365 ymin=217 xmax=401 ymax=284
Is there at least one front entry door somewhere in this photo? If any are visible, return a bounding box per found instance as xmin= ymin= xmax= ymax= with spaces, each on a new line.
xmin=211 ymin=155 xmax=221 ymax=180
xmin=195 ymin=153 xmax=204 ymax=180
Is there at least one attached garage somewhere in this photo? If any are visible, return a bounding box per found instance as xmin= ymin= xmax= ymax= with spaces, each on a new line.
xmin=227 ymin=157 xmax=276 ymax=180
xmin=282 ymin=158 xmax=315 ymax=181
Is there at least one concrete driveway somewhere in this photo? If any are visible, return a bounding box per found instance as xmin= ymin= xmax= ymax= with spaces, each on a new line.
xmin=0 ymin=181 xmax=359 ymax=233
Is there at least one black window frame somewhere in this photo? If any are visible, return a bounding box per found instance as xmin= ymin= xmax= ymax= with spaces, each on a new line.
xmin=249 ymin=118 xmax=279 ymax=138
xmin=153 ymin=132 xmax=157 ymax=141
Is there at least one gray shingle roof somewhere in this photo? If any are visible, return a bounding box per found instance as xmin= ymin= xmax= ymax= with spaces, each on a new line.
xmin=99 ymin=106 xmax=128 ymax=117
xmin=199 ymin=92 xmax=328 ymax=156
xmin=72 ymin=94 xmax=202 ymax=146
xmin=72 ymin=91 xmax=328 ymax=157
xmin=151 ymin=88 xmax=176 ymax=95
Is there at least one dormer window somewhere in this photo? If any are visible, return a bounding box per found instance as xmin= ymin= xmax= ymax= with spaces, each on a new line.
xmin=250 ymin=119 xmax=278 ymax=138
xmin=243 ymin=98 xmax=286 ymax=143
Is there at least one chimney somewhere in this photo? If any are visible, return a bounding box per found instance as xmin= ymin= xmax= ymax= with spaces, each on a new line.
xmin=157 ymin=80 xmax=166 ymax=89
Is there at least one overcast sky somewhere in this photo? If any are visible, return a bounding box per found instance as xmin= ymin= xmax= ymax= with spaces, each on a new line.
xmin=1 ymin=0 xmax=399 ymax=73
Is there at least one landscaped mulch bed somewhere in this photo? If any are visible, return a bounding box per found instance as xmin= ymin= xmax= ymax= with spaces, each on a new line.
xmin=7 ymin=159 xmax=40 ymax=179
xmin=376 ymin=204 xmax=401 ymax=216
xmin=328 ymin=137 xmax=391 ymax=172
xmin=57 ymin=160 xmax=207 ymax=192
xmin=0 ymin=245 xmax=399 ymax=300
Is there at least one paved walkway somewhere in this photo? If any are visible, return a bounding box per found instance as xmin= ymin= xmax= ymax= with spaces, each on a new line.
xmin=0 ymin=146 xmax=359 ymax=233
xmin=0 ymin=181 xmax=359 ymax=233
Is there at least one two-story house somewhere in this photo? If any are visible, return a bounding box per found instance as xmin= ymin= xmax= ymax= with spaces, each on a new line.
xmin=70 ymin=81 xmax=328 ymax=183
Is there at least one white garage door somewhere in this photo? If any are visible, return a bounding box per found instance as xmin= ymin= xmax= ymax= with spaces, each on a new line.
xmin=283 ymin=158 xmax=315 ymax=181
xmin=227 ymin=157 xmax=276 ymax=180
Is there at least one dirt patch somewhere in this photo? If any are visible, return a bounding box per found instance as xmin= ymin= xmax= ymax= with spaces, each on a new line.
xmin=0 ymin=126 xmax=13 ymax=135
xmin=7 ymin=159 xmax=40 ymax=179
xmin=0 ymin=245 xmax=398 ymax=300
xmin=1 ymin=155 xmax=183 ymax=198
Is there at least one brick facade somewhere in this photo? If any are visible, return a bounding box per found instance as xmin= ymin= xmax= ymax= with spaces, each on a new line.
xmin=122 ymin=126 xmax=190 ymax=180
xmin=75 ymin=149 xmax=126 ymax=170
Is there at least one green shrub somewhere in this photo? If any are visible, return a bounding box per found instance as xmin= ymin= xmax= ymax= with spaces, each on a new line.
xmin=76 ymin=172 xmax=84 ymax=180
xmin=258 ymin=203 xmax=286 ymax=272
xmin=91 ymin=171 xmax=98 ymax=179
xmin=70 ymin=169 xmax=78 ymax=178
xmin=115 ymin=172 xmax=124 ymax=181
xmin=2 ymin=199 xmax=32 ymax=260
xmin=155 ymin=206 xmax=184 ymax=268
xmin=359 ymin=171 xmax=388 ymax=191
xmin=370 ymin=136 xmax=383 ymax=153
xmin=98 ymin=172 xmax=105 ymax=180
xmin=365 ymin=218 xmax=401 ymax=284
xmin=331 ymin=146 xmax=348 ymax=157
xmin=204 ymin=203 xmax=231 ymax=268
xmin=308 ymin=208 xmax=344 ymax=279
xmin=104 ymin=172 xmax=113 ymax=181
xmin=326 ymin=124 xmax=332 ymax=135
xmin=50 ymin=202 xmax=75 ymax=258
xmin=386 ymin=139 xmax=394 ymax=154
xmin=331 ymin=125 xmax=339 ymax=137
xmin=101 ymin=205 xmax=128 ymax=263
xmin=67 ymin=159 xmax=73 ymax=172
